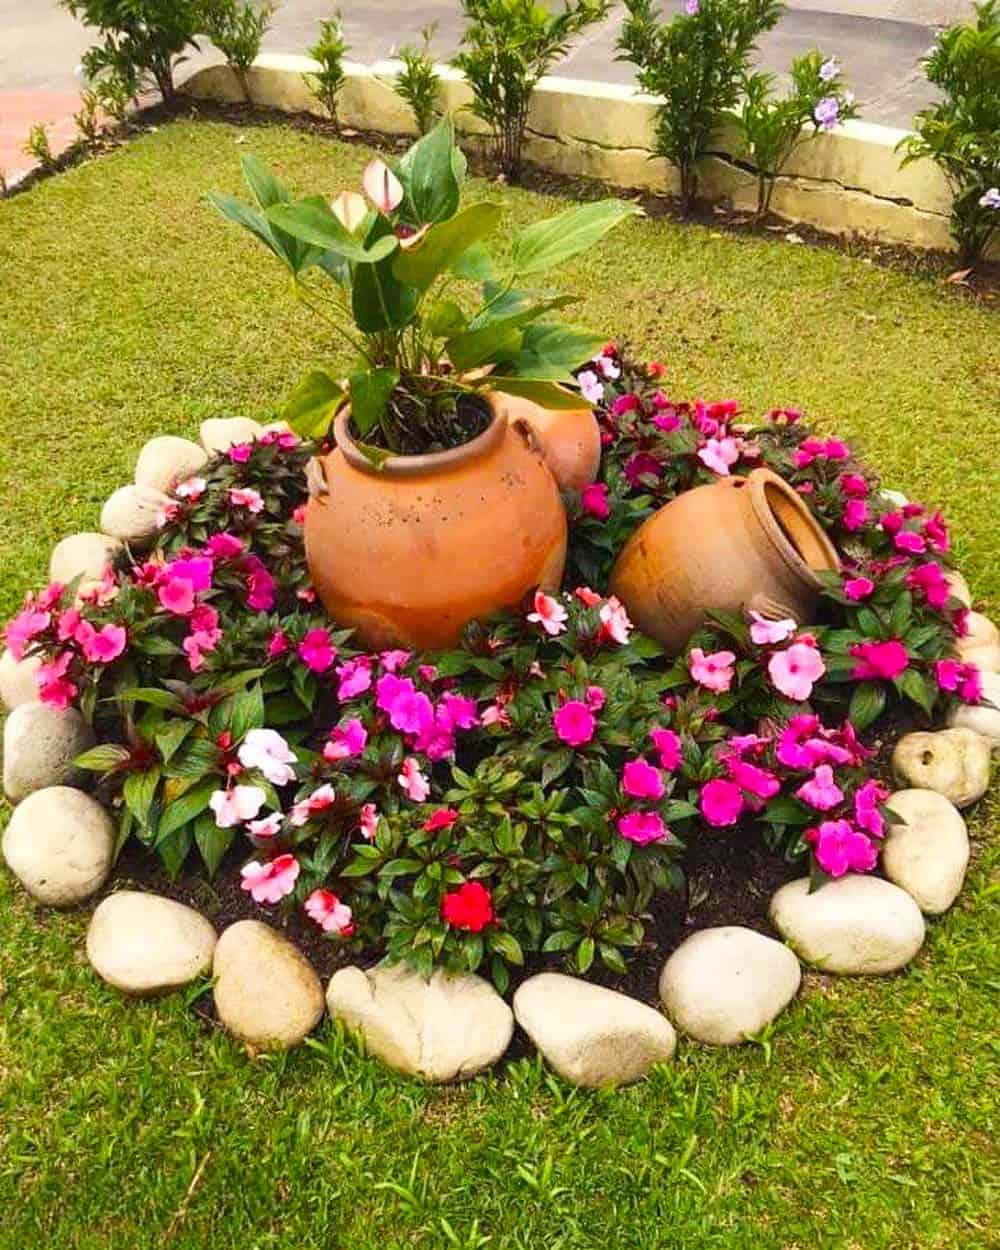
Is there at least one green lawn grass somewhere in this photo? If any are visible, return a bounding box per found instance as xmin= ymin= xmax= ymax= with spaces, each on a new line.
xmin=0 ymin=120 xmax=998 ymax=1250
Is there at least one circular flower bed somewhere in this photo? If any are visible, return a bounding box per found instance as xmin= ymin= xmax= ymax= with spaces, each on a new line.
xmin=2 ymin=343 xmax=991 ymax=1070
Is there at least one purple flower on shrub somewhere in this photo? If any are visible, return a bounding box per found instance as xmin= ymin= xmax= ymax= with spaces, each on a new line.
xmin=814 ymin=97 xmax=840 ymax=131
xmin=819 ymin=57 xmax=839 ymax=83
xmin=684 ymin=0 xmax=700 ymax=13
xmin=979 ymin=188 xmax=1000 ymax=209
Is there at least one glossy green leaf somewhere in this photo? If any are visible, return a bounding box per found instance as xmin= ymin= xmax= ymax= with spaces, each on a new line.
xmin=393 ymin=202 xmax=502 ymax=290
xmin=266 ymin=199 xmax=399 ymax=264
xmin=158 ymin=780 xmax=217 ymax=842
xmin=351 ymin=217 xmax=419 ymax=332
xmin=240 ymin=154 xmax=291 ymax=210
xmin=74 ymin=743 xmax=131 ymax=773
xmin=848 ymin=681 xmax=888 ymax=730
xmin=123 ymin=766 xmax=161 ymax=826
xmin=279 ymin=368 xmax=347 ymax=439
xmin=498 ymin=322 xmax=606 ymax=379
xmin=511 ymin=199 xmax=641 ymax=277
xmin=395 ymin=115 xmax=462 ymax=225
xmin=348 ymin=367 xmax=400 ymax=437
xmin=424 ymin=298 xmax=467 ymax=339
xmin=194 ymin=813 xmax=234 ymax=878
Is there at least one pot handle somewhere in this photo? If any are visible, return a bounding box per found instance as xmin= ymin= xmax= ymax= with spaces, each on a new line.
xmin=747 ymin=591 xmax=799 ymax=623
xmin=305 ymin=456 xmax=329 ymax=498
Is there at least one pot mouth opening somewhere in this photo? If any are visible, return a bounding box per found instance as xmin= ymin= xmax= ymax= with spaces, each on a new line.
xmin=336 ymin=397 xmax=504 ymax=477
xmin=757 ymin=475 xmax=840 ymax=581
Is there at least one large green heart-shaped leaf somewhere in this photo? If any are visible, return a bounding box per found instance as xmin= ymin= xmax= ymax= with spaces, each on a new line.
xmin=511 ymin=199 xmax=642 ymax=277
xmin=498 ymin=322 xmax=606 ymax=378
xmin=393 ymin=201 xmax=502 ymax=290
xmin=395 ymin=116 xmax=462 ymax=225
xmin=267 ymin=199 xmax=399 ymax=264
xmin=349 ymin=367 xmax=400 ymax=437
xmin=280 ymin=368 xmax=347 ymax=439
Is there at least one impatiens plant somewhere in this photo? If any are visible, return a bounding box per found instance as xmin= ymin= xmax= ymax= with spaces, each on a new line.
xmin=5 ymin=343 xmax=980 ymax=989
xmin=207 ymin=118 xmax=640 ymax=454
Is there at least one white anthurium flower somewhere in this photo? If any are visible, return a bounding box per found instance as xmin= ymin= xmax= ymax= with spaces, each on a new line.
xmin=238 ymin=728 xmax=298 ymax=787
xmin=331 ymin=189 xmax=368 ymax=234
xmin=361 ymin=158 xmax=404 ymax=214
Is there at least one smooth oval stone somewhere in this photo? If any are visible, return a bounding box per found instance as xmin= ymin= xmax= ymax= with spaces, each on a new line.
xmin=948 ymin=670 xmax=1000 ymax=747
xmin=100 ymin=484 xmax=171 ymax=543
xmin=2 ymin=785 xmax=113 ymax=906
xmin=134 ymin=435 xmax=207 ymax=493
xmin=200 ymin=417 xmax=263 ymax=455
xmin=892 ymin=727 xmax=991 ymax=808
xmin=0 ymin=649 xmax=41 ymax=710
xmin=883 ymin=789 xmax=970 ymax=914
xmin=3 ymin=701 xmax=94 ymax=801
xmin=49 ymin=531 xmax=123 ymax=586
xmin=87 ymin=891 xmax=217 ymax=994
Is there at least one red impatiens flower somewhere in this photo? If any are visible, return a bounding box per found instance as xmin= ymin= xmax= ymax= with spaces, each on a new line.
xmin=441 ymin=881 xmax=494 ymax=932
xmin=422 ymin=807 xmax=459 ymax=832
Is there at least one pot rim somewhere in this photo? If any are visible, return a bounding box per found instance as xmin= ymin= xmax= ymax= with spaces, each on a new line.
xmin=334 ymin=399 xmax=505 ymax=478
xmin=745 ymin=468 xmax=841 ymax=588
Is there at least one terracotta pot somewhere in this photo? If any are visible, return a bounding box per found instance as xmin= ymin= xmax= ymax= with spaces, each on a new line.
xmin=496 ymin=391 xmax=601 ymax=492
xmin=304 ymin=398 xmax=567 ymax=650
xmin=609 ymin=467 xmax=840 ymax=654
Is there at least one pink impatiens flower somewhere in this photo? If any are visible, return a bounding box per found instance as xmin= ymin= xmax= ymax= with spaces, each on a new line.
xmin=398 ymin=757 xmax=430 ymax=802
xmin=205 ymin=531 xmax=245 ymax=560
xmin=323 ymin=718 xmax=368 ymax=761
xmin=617 ymin=811 xmax=667 ymax=844
xmin=210 ymin=784 xmax=267 ymax=828
xmin=598 ymin=596 xmax=632 ymax=645
xmin=238 ymin=728 xmax=298 ymax=786
xmin=304 ymin=888 xmax=355 ymax=936
xmin=267 ymin=629 xmax=289 ymax=659
xmin=74 ymin=621 xmax=127 ymax=664
xmin=850 ymin=639 xmax=908 ymax=681
xmin=157 ymin=576 xmax=196 ymax=616
xmin=697 ymin=436 xmax=741 ymax=476
xmin=240 ymin=853 xmax=300 ymax=904
xmin=359 ymin=802 xmax=379 ymax=840
xmin=36 ymin=651 xmax=77 ymax=709
xmin=247 ymin=812 xmax=283 ymax=840
xmin=336 ymin=656 xmax=373 ymax=700
xmin=806 ymin=820 xmax=877 ymax=877
xmin=844 ymin=576 xmax=875 ymax=601
xmin=622 ymin=758 xmax=665 ymax=800
xmin=796 ymin=764 xmax=844 ymax=811
xmin=894 ymin=529 xmax=927 ymax=554
xmin=934 ymin=659 xmax=982 ymax=704
xmin=289 ymin=782 xmax=336 ymax=827
xmin=768 ymin=640 xmax=825 ymax=701
xmin=298 ymin=628 xmax=336 ymax=673
xmin=689 ymin=647 xmax=736 ymax=693
xmin=748 ymin=611 xmax=796 ymax=646
xmin=580 ymin=482 xmax=610 ymax=520
xmin=228 ymin=487 xmax=264 ymax=513
xmin=423 ymin=807 xmax=459 ymax=832
xmin=842 ymin=498 xmax=869 ymax=532
xmin=526 ymin=589 xmax=568 ymax=636
xmin=854 ymin=778 xmax=888 ymax=838
xmin=700 ymin=778 xmax=745 ymax=827
xmin=553 ymin=699 xmax=596 ymax=747
xmin=5 ymin=607 xmax=51 ymax=660
xmin=650 ymin=727 xmax=682 ymax=771
xmin=725 ymin=757 xmax=780 ymax=800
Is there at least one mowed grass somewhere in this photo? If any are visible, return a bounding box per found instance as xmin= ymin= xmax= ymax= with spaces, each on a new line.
xmin=1 ymin=120 xmax=998 ymax=1250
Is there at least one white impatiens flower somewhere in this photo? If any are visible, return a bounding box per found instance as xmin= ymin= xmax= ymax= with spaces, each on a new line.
xmin=210 ymin=785 xmax=267 ymax=829
xmin=238 ymin=728 xmax=298 ymax=786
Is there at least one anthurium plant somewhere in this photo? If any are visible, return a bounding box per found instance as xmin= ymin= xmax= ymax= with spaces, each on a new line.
xmin=208 ymin=117 xmax=641 ymax=455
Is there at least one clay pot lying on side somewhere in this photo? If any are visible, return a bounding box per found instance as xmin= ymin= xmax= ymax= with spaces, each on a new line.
xmin=496 ymin=391 xmax=601 ymax=492
xmin=610 ymin=467 xmax=840 ymax=655
xmin=304 ymin=397 xmax=568 ymax=651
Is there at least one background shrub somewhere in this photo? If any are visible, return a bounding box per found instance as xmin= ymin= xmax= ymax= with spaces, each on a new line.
xmin=306 ymin=13 xmax=349 ymax=130
xmin=453 ymin=0 xmax=612 ymax=181
xmin=203 ymin=0 xmax=276 ymax=102
xmin=393 ymin=24 xmax=441 ymax=136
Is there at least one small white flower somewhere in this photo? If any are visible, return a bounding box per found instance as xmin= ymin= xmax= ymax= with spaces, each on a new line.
xmin=238 ymin=728 xmax=298 ymax=786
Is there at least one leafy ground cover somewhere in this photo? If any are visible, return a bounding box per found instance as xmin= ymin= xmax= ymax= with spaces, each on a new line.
xmin=0 ymin=120 xmax=997 ymax=1250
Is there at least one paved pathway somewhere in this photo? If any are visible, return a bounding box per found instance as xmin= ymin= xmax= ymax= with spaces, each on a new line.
xmin=0 ymin=0 xmax=973 ymax=182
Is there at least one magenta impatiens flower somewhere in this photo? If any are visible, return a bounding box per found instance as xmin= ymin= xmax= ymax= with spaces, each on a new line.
xmin=298 ymin=628 xmax=336 ymax=673
xmin=336 ymin=655 xmax=373 ymax=700
xmin=581 ymin=482 xmax=610 ymax=520
xmin=75 ymin=621 xmax=127 ymax=664
xmin=650 ymin=727 xmax=682 ymax=771
xmin=323 ymin=717 xmax=368 ymax=761
xmin=4 ymin=606 xmax=51 ymax=660
xmin=843 ymin=576 xmax=875 ymax=601
xmin=850 ymin=639 xmax=908 ymax=681
xmin=205 ymin=531 xmax=245 ymax=560
xmin=768 ymin=640 xmax=825 ymax=701
xmin=553 ymin=699 xmax=596 ymax=747
xmin=726 ymin=757 xmax=780 ymax=800
xmin=795 ymin=764 xmax=845 ymax=811
xmin=622 ymin=758 xmax=665 ymax=800
xmin=157 ymin=576 xmax=196 ymax=617
xmin=894 ymin=529 xmax=927 ymax=554
xmin=935 ymin=659 xmax=982 ymax=703
xmin=806 ymin=820 xmax=877 ymax=876
xmin=526 ymin=589 xmax=568 ymax=636
xmin=240 ymin=853 xmax=300 ymax=904
xmin=689 ymin=647 xmax=736 ymax=693
xmin=842 ymin=498 xmax=869 ymax=532
xmin=36 ymin=651 xmax=77 ymax=709
xmin=700 ymin=778 xmax=744 ymax=826
xmin=854 ymin=778 xmax=888 ymax=837
xmin=617 ymin=811 xmax=667 ymax=844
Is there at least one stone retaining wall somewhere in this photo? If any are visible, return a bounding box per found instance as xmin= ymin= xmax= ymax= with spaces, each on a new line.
xmin=183 ymin=53 xmax=987 ymax=257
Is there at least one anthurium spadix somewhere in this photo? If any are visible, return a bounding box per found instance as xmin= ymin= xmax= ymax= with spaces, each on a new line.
xmin=208 ymin=116 xmax=642 ymax=453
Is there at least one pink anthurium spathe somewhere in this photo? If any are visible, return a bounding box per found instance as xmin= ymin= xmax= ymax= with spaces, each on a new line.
xmin=331 ymin=189 xmax=368 ymax=233
xmin=362 ymin=158 xmax=404 ymax=215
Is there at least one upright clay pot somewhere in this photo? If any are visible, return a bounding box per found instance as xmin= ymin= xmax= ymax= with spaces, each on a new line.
xmin=609 ymin=467 xmax=840 ymax=654
xmin=304 ymin=398 xmax=567 ymax=650
xmin=496 ymin=391 xmax=601 ymax=492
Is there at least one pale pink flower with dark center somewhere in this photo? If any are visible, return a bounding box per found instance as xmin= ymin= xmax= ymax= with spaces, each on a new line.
xmin=305 ymin=888 xmax=355 ymax=935
xmin=289 ymin=782 xmax=337 ymax=827
xmin=240 ymin=853 xmax=300 ymax=904
xmin=527 ymin=589 xmax=568 ymax=637
xmin=575 ymin=585 xmax=602 ymax=607
xmin=398 ymin=757 xmax=430 ymax=802
xmin=577 ymin=369 xmax=603 ymax=405
xmin=748 ymin=611 xmax=796 ymax=646
xmin=622 ymin=758 xmax=665 ymax=799
xmin=796 ymin=764 xmax=844 ymax=811
xmin=247 ymin=812 xmax=283 ymax=840
xmin=210 ymin=784 xmax=267 ymax=828
xmin=617 ymin=811 xmax=667 ymax=844
xmin=768 ymin=641 xmax=825 ymax=701
xmin=175 ymin=475 xmax=206 ymax=501
xmin=228 ymin=487 xmax=264 ymax=513
xmin=553 ymin=700 xmax=596 ymax=747
xmin=323 ymin=718 xmax=368 ymax=761
xmin=697 ymin=436 xmax=740 ymax=476
xmin=238 ymin=728 xmax=298 ymax=786
xmin=689 ymin=647 xmax=736 ymax=693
